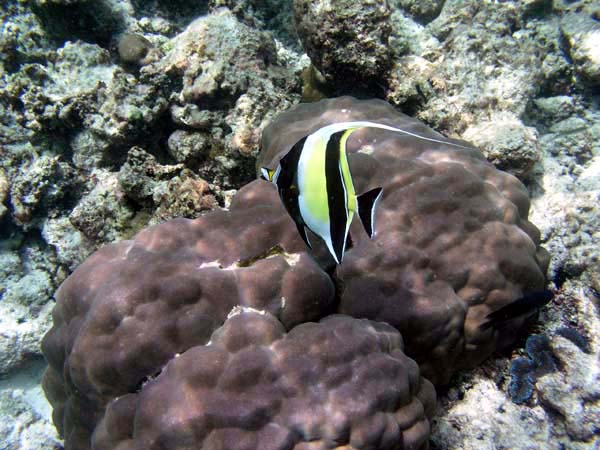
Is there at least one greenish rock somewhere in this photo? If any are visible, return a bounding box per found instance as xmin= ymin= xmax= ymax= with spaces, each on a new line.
xmin=151 ymin=170 xmax=218 ymax=224
xmin=209 ymin=0 xmax=298 ymax=47
xmin=386 ymin=55 xmax=438 ymax=108
xmin=2 ymin=40 xmax=115 ymax=135
xmin=69 ymin=172 xmax=138 ymax=243
xmin=118 ymin=147 xmax=183 ymax=205
xmin=542 ymin=117 xmax=594 ymax=168
xmin=388 ymin=0 xmax=571 ymax=136
xmin=116 ymin=147 xmax=219 ymax=224
xmin=462 ymin=113 xmax=541 ymax=179
xmin=169 ymin=104 xmax=224 ymax=130
xmin=82 ymin=67 xmax=170 ymax=148
xmin=0 ymin=386 xmax=60 ymax=450
xmin=167 ymin=129 xmax=213 ymax=165
xmin=393 ymin=0 xmax=444 ymax=23
xmin=154 ymin=8 xmax=299 ymax=188
xmin=537 ymin=335 xmax=600 ymax=442
xmin=70 ymin=129 xmax=110 ymax=171
xmin=293 ymin=0 xmax=392 ymax=91
xmin=530 ymin=96 xmax=577 ymax=125
xmin=0 ymin=2 xmax=55 ymax=73
xmin=8 ymin=154 xmax=77 ymax=229
xmin=0 ymin=241 xmax=63 ymax=375
xmin=560 ymin=9 xmax=600 ymax=85
xmin=42 ymin=217 xmax=96 ymax=271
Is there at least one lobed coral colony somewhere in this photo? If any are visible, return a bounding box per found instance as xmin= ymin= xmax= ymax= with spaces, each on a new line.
xmin=42 ymin=97 xmax=550 ymax=450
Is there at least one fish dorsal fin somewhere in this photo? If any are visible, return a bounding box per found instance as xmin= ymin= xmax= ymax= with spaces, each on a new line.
xmin=357 ymin=187 xmax=383 ymax=238
xmin=317 ymin=121 xmax=472 ymax=150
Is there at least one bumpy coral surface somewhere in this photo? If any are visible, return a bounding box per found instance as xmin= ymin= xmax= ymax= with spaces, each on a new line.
xmin=42 ymin=181 xmax=334 ymax=450
xmin=259 ymin=97 xmax=550 ymax=384
xmin=92 ymin=309 xmax=435 ymax=450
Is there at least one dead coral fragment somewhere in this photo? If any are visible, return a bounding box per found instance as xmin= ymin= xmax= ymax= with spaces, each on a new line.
xmin=117 ymin=33 xmax=158 ymax=66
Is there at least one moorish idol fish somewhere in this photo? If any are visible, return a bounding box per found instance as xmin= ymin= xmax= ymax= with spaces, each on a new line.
xmin=479 ymin=289 xmax=554 ymax=330
xmin=261 ymin=120 xmax=470 ymax=264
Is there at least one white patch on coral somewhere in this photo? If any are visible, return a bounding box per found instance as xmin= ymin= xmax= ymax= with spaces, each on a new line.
xmin=259 ymin=251 xmax=301 ymax=267
xmin=358 ymin=144 xmax=375 ymax=155
xmin=281 ymin=253 xmax=300 ymax=267
xmin=226 ymin=305 xmax=268 ymax=320
xmin=198 ymin=260 xmax=221 ymax=269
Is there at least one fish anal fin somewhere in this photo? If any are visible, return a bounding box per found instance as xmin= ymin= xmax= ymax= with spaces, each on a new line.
xmin=295 ymin=222 xmax=312 ymax=249
xmin=357 ymin=187 xmax=383 ymax=238
xmin=345 ymin=232 xmax=354 ymax=252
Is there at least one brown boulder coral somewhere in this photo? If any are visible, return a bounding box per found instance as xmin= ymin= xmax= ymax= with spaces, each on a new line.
xmin=91 ymin=309 xmax=435 ymax=450
xmin=42 ymin=181 xmax=335 ymax=450
xmin=258 ymin=97 xmax=550 ymax=384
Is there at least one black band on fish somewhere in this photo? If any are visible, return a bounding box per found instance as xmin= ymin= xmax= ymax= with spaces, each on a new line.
xmin=326 ymin=131 xmax=350 ymax=263
xmin=276 ymin=137 xmax=311 ymax=248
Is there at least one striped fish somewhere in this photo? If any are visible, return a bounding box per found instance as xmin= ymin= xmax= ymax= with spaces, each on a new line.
xmin=261 ymin=120 xmax=469 ymax=264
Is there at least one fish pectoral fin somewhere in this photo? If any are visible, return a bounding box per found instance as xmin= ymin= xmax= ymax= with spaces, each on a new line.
xmin=295 ymin=222 xmax=312 ymax=249
xmin=357 ymin=187 xmax=383 ymax=238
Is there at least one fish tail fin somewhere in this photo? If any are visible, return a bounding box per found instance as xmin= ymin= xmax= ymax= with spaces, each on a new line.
xmin=357 ymin=187 xmax=383 ymax=238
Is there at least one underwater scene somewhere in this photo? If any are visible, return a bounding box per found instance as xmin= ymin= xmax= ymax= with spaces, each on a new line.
xmin=0 ymin=0 xmax=599 ymax=449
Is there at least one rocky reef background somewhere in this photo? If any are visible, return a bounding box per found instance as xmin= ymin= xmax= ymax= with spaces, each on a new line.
xmin=0 ymin=0 xmax=598 ymax=449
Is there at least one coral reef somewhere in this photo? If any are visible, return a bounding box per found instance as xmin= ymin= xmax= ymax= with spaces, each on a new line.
xmin=559 ymin=2 xmax=600 ymax=86
xmin=432 ymin=318 xmax=599 ymax=449
xmin=0 ymin=240 xmax=64 ymax=376
xmin=208 ymin=0 xmax=297 ymax=46
xmin=153 ymin=8 xmax=301 ymax=186
xmin=0 ymin=0 xmax=599 ymax=448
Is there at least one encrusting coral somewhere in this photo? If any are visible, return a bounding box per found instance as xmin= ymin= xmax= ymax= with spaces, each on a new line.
xmin=42 ymin=97 xmax=549 ymax=449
